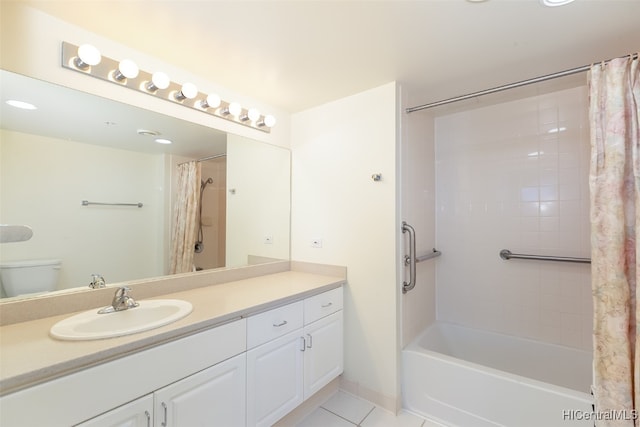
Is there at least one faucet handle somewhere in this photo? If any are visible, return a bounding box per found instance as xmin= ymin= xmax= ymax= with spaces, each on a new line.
xmin=114 ymin=286 xmax=139 ymax=310
xmin=98 ymin=286 xmax=138 ymax=313
xmin=115 ymin=286 xmax=130 ymax=296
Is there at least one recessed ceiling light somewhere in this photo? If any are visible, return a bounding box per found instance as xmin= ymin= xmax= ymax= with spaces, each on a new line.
xmin=541 ymin=0 xmax=576 ymax=7
xmin=137 ymin=129 xmax=160 ymax=136
xmin=6 ymin=99 xmax=37 ymax=110
xmin=155 ymin=138 xmax=172 ymax=145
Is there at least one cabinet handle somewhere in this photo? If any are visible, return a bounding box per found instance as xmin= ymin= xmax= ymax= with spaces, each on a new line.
xmin=273 ymin=320 xmax=288 ymax=327
xmin=144 ymin=410 xmax=151 ymax=427
xmin=321 ymin=302 xmax=333 ymax=308
xmin=161 ymin=402 xmax=168 ymax=427
xmin=300 ymin=336 xmax=306 ymax=351
xmin=306 ymin=333 xmax=313 ymax=349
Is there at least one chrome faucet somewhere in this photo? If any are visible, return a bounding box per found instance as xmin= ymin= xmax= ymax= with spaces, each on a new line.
xmin=111 ymin=286 xmax=139 ymax=311
xmin=98 ymin=286 xmax=139 ymax=314
xmin=89 ymin=274 xmax=106 ymax=289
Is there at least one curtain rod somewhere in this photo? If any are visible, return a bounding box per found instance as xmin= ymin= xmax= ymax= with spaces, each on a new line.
xmin=195 ymin=153 xmax=226 ymax=162
xmin=178 ymin=153 xmax=227 ymax=166
xmin=406 ymin=53 xmax=638 ymax=113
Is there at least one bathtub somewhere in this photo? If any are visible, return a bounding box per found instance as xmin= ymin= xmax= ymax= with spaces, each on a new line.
xmin=402 ymin=322 xmax=593 ymax=427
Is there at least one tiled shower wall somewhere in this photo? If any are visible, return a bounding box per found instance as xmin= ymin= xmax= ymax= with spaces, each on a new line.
xmin=193 ymin=157 xmax=226 ymax=271
xmin=435 ymin=86 xmax=592 ymax=351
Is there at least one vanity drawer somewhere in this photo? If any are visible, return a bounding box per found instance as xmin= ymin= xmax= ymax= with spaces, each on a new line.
xmin=304 ymin=287 xmax=343 ymax=325
xmin=247 ymin=301 xmax=303 ymax=349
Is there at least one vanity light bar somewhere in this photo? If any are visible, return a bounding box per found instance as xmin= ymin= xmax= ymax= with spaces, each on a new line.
xmin=61 ymin=42 xmax=274 ymax=133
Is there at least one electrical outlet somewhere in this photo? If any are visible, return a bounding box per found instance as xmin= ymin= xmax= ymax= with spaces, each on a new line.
xmin=264 ymin=236 xmax=273 ymax=244
xmin=311 ymin=239 xmax=323 ymax=248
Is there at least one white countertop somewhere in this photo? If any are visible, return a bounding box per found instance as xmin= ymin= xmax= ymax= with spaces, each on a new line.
xmin=0 ymin=270 xmax=345 ymax=396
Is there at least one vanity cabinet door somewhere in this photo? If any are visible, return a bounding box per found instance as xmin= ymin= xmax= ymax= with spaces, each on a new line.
xmin=75 ymin=395 xmax=153 ymax=427
xmin=246 ymin=329 xmax=304 ymax=427
xmin=303 ymin=310 xmax=344 ymax=399
xmin=153 ymin=353 xmax=246 ymax=427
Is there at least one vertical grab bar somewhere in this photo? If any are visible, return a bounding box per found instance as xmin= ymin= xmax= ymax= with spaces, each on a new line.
xmin=402 ymin=221 xmax=417 ymax=294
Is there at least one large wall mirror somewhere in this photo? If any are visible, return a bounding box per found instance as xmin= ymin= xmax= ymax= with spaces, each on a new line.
xmin=0 ymin=70 xmax=291 ymax=300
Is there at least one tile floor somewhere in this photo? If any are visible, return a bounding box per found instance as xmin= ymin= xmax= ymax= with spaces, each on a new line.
xmin=296 ymin=390 xmax=447 ymax=427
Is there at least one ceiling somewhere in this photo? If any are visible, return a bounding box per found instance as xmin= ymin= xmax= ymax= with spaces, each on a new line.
xmin=0 ymin=70 xmax=228 ymax=158
xmin=18 ymin=0 xmax=640 ymax=113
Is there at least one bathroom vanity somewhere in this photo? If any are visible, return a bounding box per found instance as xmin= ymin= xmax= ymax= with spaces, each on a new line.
xmin=0 ymin=268 xmax=345 ymax=426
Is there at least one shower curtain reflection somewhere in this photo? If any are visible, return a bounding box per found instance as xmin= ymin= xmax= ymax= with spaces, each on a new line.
xmin=169 ymin=161 xmax=200 ymax=274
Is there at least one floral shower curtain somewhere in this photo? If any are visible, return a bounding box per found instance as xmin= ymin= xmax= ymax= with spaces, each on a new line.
xmin=169 ymin=161 xmax=201 ymax=274
xmin=589 ymin=54 xmax=639 ymax=426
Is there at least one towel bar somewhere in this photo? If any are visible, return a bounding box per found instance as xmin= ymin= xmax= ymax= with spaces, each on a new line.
xmin=82 ymin=200 xmax=143 ymax=208
xmin=499 ymin=249 xmax=590 ymax=264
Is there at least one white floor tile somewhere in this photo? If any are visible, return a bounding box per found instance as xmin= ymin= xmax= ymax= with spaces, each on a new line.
xmin=360 ymin=407 xmax=426 ymax=427
xmin=296 ymin=390 xmax=449 ymax=427
xmin=296 ymin=407 xmax=355 ymax=427
xmin=321 ymin=391 xmax=375 ymax=424
xmin=422 ymin=419 xmax=448 ymax=427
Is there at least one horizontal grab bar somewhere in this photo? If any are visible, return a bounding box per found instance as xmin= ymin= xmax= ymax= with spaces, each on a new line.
xmin=82 ymin=200 xmax=143 ymax=208
xmin=405 ymin=249 xmax=442 ymax=266
xmin=499 ymin=249 xmax=590 ymax=264
xmin=416 ymin=249 xmax=442 ymax=263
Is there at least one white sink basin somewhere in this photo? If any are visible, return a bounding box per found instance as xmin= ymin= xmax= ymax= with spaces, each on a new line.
xmin=50 ymin=299 xmax=193 ymax=341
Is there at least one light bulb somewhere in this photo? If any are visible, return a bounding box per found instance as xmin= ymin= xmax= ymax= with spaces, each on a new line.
xmin=201 ymin=93 xmax=221 ymax=109
xmin=247 ymin=108 xmax=260 ymax=122
xmin=75 ymin=44 xmax=101 ymax=69
xmin=147 ymin=71 xmax=170 ymax=91
xmin=228 ymin=102 xmax=242 ymax=117
xmin=264 ymin=115 xmax=276 ymax=128
xmin=113 ymin=59 xmax=139 ymax=81
xmin=175 ymin=82 xmax=198 ymax=101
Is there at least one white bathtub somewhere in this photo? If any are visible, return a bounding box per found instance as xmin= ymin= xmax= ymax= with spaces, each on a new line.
xmin=402 ymin=322 xmax=593 ymax=427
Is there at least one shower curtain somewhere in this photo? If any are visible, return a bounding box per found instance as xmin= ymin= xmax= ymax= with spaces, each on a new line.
xmin=169 ymin=161 xmax=201 ymax=274
xmin=589 ymin=55 xmax=639 ymax=426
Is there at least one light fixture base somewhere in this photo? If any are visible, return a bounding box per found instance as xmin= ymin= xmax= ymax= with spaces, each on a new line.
xmin=61 ymin=42 xmax=272 ymax=133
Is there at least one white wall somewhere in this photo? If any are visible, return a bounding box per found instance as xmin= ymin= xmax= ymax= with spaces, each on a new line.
xmin=291 ymin=82 xmax=400 ymax=409
xmin=0 ymin=129 xmax=165 ymax=291
xmin=226 ymin=134 xmax=291 ymax=266
xmin=435 ymin=86 xmax=592 ymax=350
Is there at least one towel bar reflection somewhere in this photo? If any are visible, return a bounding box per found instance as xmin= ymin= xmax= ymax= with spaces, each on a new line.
xmin=82 ymin=200 xmax=143 ymax=208
xmin=499 ymin=249 xmax=590 ymax=264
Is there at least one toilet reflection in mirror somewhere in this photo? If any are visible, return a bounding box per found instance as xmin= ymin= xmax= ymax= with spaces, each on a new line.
xmin=0 ymin=259 xmax=61 ymax=298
